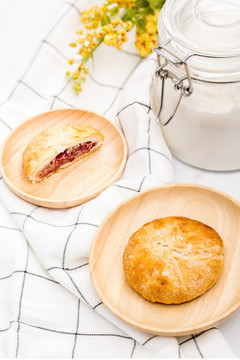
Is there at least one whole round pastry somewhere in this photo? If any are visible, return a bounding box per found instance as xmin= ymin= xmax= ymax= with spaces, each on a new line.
xmin=123 ymin=216 xmax=224 ymax=304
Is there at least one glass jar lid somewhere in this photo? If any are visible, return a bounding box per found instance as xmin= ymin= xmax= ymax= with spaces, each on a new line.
xmin=157 ymin=0 xmax=240 ymax=82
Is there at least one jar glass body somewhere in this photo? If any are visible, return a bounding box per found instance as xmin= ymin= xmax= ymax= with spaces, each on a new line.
xmin=154 ymin=0 xmax=240 ymax=170
xmin=153 ymin=77 xmax=240 ymax=170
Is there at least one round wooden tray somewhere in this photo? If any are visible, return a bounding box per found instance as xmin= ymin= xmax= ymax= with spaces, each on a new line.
xmin=90 ymin=183 xmax=240 ymax=336
xmin=0 ymin=109 xmax=127 ymax=208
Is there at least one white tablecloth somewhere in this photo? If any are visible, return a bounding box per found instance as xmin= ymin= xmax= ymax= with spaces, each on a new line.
xmin=0 ymin=0 xmax=240 ymax=357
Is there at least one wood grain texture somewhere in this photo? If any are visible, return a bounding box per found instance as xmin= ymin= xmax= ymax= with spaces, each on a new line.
xmin=89 ymin=183 xmax=240 ymax=336
xmin=0 ymin=109 xmax=127 ymax=208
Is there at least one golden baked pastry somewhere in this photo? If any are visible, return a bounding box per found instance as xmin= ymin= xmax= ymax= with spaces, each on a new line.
xmin=22 ymin=123 xmax=104 ymax=183
xmin=123 ymin=216 xmax=224 ymax=304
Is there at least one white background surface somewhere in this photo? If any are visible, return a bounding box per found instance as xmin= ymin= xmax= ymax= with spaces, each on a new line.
xmin=1 ymin=0 xmax=240 ymax=356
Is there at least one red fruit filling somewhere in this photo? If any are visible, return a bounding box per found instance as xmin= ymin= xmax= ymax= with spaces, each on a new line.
xmin=38 ymin=141 xmax=96 ymax=179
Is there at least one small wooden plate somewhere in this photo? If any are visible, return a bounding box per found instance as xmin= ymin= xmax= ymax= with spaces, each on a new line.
xmin=90 ymin=183 xmax=240 ymax=336
xmin=0 ymin=109 xmax=127 ymax=208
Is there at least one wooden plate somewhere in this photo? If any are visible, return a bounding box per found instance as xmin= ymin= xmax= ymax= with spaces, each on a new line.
xmin=0 ymin=109 xmax=127 ymax=208
xmin=90 ymin=183 xmax=240 ymax=336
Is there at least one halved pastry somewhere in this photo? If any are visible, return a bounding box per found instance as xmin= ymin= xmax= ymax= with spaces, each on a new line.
xmin=22 ymin=123 xmax=104 ymax=183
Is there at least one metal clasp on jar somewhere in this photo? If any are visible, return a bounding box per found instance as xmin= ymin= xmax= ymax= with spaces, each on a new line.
xmin=154 ymin=39 xmax=194 ymax=126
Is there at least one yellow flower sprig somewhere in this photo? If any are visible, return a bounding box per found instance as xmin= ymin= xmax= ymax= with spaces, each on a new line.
xmin=67 ymin=0 xmax=166 ymax=94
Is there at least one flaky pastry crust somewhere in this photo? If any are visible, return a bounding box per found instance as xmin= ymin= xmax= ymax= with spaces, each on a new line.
xmin=123 ymin=216 xmax=224 ymax=304
xmin=22 ymin=123 xmax=104 ymax=183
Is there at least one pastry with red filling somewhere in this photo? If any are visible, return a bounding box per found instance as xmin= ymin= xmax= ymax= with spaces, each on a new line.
xmin=22 ymin=123 xmax=104 ymax=183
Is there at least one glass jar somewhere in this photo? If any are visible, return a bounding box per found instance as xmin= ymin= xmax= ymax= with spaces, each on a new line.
xmin=152 ymin=0 xmax=240 ymax=170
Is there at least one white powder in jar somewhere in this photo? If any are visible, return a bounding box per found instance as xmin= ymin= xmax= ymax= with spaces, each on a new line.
xmin=152 ymin=75 xmax=240 ymax=171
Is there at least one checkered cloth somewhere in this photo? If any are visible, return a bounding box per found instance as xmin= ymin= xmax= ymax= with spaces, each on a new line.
xmin=0 ymin=0 xmax=237 ymax=357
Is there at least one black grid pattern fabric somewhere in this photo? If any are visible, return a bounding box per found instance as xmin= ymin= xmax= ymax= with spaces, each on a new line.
xmin=0 ymin=0 xmax=237 ymax=358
